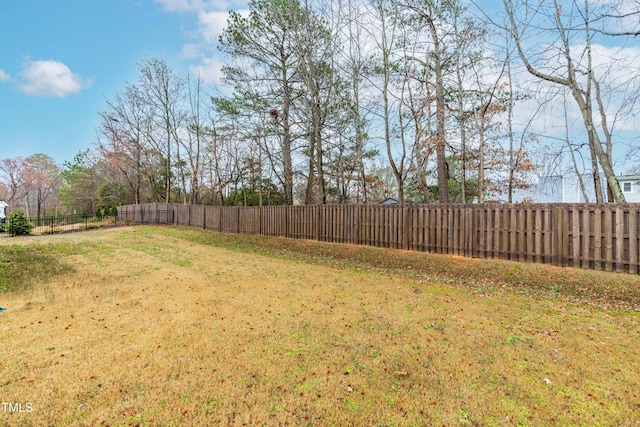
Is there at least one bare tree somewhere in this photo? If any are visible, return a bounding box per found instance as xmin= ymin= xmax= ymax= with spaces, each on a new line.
xmin=184 ymin=73 xmax=208 ymax=204
xmin=366 ymin=0 xmax=412 ymax=203
xmin=502 ymin=0 xmax=629 ymax=202
xmin=590 ymin=1 xmax=640 ymax=37
xmin=0 ymin=157 xmax=29 ymax=209
xmin=23 ymin=154 xmax=60 ymax=220
xmin=336 ymin=0 xmax=374 ymax=203
xmin=98 ymin=83 xmax=152 ymax=205
xmin=138 ymin=57 xmax=185 ymax=204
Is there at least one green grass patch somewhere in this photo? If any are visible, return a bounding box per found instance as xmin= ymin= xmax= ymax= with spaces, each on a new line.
xmin=0 ymin=244 xmax=80 ymax=292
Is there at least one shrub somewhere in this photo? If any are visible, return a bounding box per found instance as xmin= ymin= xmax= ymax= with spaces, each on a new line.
xmin=7 ymin=210 xmax=33 ymax=236
xmin=97 ymin=206 xmax=117 ymax=219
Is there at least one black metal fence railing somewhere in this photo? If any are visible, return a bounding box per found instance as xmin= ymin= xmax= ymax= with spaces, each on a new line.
xmin=0 ymin=214 xmax=115 ymax=237
xmin=0 ymin=210 xmax=175 ymax=238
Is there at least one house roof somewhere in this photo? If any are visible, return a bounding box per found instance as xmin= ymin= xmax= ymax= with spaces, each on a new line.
xmin=379 ymin=197 xmax=400 ymax=205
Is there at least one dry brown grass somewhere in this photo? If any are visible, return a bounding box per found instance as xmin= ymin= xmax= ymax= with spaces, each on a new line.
xmin=1 ymin=226 xmax=640 ymax=426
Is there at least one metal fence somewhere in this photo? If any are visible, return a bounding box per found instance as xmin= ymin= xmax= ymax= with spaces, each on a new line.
xmin=0 ymin=210 xmax=174 ymax=238
xmin=0 ymin=214 xmax=116 ymax=237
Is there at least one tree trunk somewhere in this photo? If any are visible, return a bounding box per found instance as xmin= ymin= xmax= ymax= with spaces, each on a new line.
xmin=426 ymin=16 xmax=449 ymax=203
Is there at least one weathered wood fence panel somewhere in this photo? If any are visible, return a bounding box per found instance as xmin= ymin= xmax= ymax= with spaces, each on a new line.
xmin=117 ymin=203 xmax=640 ymax=275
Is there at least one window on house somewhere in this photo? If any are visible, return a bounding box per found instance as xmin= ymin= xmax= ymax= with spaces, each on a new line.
xmin=623 ymin=182 xmax=632 ymax=192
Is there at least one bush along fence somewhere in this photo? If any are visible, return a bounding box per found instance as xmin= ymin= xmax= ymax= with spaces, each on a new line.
xmin=117 ymin=203 xmax=640 ymax=275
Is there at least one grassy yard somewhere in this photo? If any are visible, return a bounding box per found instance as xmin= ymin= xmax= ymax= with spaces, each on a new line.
xmin=1 ymin=225 xmax=639 ymax=426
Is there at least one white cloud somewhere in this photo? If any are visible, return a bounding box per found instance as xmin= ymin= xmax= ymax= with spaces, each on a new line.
xmin=181 ymin=43 xmax=202 ymax=60
xmin=154 ymin=0 xmax=201 ymax=12
xmin=0 ymin=69 xmax=9 ymax=82
xmin=18 ymin=60 xmax=92 ymax=98
xmin=189 ymin=56 xmax=224 ymax=85
xmin=198 ymin=10 xmax=230 ymax=42
xmin=154 ymin=0 xmax=231 ymax=13
xmin=155 ymin=0 xmax=248 ymax=45
xmin=154 ymin=0 xmax=253 ymax=91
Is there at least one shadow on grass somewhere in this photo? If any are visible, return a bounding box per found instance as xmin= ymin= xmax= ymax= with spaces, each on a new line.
xmin=0 ymin=244 xmax=78 ymax=293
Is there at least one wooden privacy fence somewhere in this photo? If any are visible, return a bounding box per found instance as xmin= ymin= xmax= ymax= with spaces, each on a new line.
xmin=117 ymin=203 xmax=640 ymax=275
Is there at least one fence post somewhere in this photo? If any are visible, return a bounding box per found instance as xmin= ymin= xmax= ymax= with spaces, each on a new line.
xmin=463 ymin=206 xmax=470 ymax=257
xmin=580 ymin=206 xmax=590 ymax=269
xmin=615 ymin=206 xmax=624 ymax=273
xmin=555 ymin=206 xmax=566 ymax=267
xmin=237 ymin=206 xmax=241 ymax=234
xmin=402 ymin=204 xmax=410 ymax=250
xmin=604 ymin=206 xmax=613 ymax=272
xmin=355 ymin=205 xmax=361 ymax=246
xmin=316 ymin=205 xmax=321 ymax=242
xmin=284 ymin=206 xmax=293 ymax=238
xmin=629 ymin=206 xmax=639 ymax=274
xmin=571 ymin=206 xmax=580 ymax=268
xmin=542 ymin=205 xmax=554 ymax=264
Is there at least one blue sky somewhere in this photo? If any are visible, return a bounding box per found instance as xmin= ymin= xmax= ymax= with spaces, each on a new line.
xmin=0 ymin=0 xmax=243 ymax=164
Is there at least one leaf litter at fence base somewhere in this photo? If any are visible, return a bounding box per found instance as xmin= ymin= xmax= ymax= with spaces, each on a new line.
xmin=1 ymin=225 xmax=640 ymax=426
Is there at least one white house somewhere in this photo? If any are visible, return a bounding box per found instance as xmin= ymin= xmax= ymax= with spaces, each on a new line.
xmin=617 ymin=175 xmax=640 ymax=202
xmin=0 ymin=200 xmax=8 ymax=220
xmin=561 ymin=171 xmax=602 ymax=203
xmin=512 ymin=172 xmax=640 ymax=203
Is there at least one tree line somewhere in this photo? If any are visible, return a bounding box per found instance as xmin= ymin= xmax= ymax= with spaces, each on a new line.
xmin=1 ymin=0 xmax=638 ymax=215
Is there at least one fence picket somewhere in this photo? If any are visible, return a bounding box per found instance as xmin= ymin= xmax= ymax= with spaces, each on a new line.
xmin=616 ymin=207 xmax=624 ymax=273
xmin=630 ymin=207 xmax=639 ymax=274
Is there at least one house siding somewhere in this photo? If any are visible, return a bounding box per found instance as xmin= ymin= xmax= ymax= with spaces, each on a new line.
xmin=512 ymin=173 xmax=640 ymax=203
xmin=618 ymin=176 xmax=640 ymax=202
